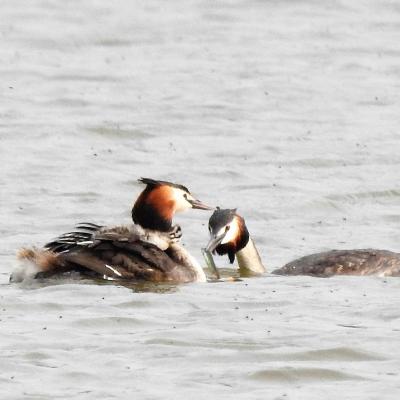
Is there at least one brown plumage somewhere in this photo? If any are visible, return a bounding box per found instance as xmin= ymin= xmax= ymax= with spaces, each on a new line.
xmin=273 ymin=249 xmax=400 ymax=277
xmin=206 ymin=210 xmax=400 ymax=278
xmin=14 ymin=223 xmax=201 ymax=283
xmin=132 ymin=185 xmax=175 ymax=231
xmin=12 ymin=178 xmax=211 ymax=283
xmin=17 ymin=247 xmax=65 ymax=272
xmin=132 ymin=177 xmax=212 ymax=232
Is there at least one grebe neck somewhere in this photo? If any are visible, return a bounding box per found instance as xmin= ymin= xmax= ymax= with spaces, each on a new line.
xmin=236 ymin=238 xmax=266 ymax=275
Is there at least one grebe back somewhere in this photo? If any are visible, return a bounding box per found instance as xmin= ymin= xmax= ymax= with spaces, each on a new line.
xmin=206 ymin=209 xmax=400 ymax=277
xmin=12 ymin=178 xmax=213 ymax=283
xmin=272 ymin=249 xmax=400 ymax=277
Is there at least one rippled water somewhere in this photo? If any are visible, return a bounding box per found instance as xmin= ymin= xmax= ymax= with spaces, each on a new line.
xmin=1 ymin=0 xmax=400 ymax=398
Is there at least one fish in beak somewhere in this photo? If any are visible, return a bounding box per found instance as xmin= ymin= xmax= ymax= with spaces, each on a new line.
xmin=205 ymin=231 xmax=228 ymax=253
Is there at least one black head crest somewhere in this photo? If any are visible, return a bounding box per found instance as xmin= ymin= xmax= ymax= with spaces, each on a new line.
xmin=138 ymin=178 xmax=190 ymax=194
xmin=208 ymin=208 xmax=237 ymax=234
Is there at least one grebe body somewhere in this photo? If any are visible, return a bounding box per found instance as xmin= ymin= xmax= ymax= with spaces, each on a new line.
xmin=272 ymin=249 xmax=400 ymax=277
xmin=206 ymin=209 xmax=400 ymax=278
xmin=13 ymin=178 xmax=212 ymax=283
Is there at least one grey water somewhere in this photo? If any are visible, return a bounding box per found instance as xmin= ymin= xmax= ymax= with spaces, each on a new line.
xmin=1 ymin=0 xmax=400 ymax=398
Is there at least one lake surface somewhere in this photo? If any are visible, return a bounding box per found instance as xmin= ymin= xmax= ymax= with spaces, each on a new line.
xmin=1 ymin=0 xmax=400 ymax=398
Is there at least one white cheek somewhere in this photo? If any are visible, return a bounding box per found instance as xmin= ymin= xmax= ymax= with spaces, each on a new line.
xmin=220 ymin=222 xmax=239 ymax=245
xmin=215 ymin=227 xmax=225 ymax=239
xmin=172 ymin=189 xmax=191 ymax=212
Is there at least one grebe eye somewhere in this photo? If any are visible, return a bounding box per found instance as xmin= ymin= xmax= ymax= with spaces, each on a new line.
xmin=183 ymin=193 xmax=188 ymax=200
xmin=225 ymin=225 xmax=230 ymax=232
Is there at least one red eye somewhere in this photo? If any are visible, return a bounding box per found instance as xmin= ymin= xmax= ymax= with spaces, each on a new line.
xmin=225 ymin=226 xmax=230 ymax=232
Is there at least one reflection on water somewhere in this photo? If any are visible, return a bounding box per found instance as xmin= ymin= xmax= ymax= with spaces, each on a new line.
xmin=116 ymin=280 xmax=180 ymax=294
xmin=16 ymin=274 xmax=180 ymax=294
xmin=250 ymin=367 xmax=365 ymax=383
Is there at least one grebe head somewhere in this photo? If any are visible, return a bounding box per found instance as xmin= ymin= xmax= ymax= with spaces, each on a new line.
xmin=206 ymin=208 xmax=249 ymax=263
xmin=132 ymin=178 xmax=213 ymax=231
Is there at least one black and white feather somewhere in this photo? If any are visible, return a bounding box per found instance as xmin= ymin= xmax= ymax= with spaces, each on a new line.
xmin=38 ymin=222 xmax=201 ymax=282
xmin=44 ymin=223 xmax=104 ymax=253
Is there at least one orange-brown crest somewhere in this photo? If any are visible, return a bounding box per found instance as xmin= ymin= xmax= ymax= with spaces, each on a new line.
xmin=146 ymin=185 xmax=175 ymax=220
xmin=132 ymin=184 xmax=176 ymax=231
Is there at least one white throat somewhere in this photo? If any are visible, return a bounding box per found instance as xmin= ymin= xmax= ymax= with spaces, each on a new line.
xmin=236 ymin=238 xmax=266 ymax=275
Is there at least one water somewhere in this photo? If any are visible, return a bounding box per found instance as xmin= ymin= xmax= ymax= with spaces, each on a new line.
xmin=1 ymin=0 xmax=400 ymax=398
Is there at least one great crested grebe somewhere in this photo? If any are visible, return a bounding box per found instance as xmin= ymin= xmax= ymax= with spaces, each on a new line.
xmin=206 ymin=208 xmax=266 ymax=276
xmin=273 ymin=249 xmax=400 ymax=277
xmin=206 ymin=209 xmax=400 ymax=278
xmin=12 ymin=178 xmax=213 ymax=283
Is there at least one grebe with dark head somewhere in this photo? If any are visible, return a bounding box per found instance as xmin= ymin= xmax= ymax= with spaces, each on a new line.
xmin=12 ymin=178 xmax=213 ymax=283
xmin=206 ymin=208 xmax=266 ymax=276
xmin=206 ymin=209 xmax=400 ymax=277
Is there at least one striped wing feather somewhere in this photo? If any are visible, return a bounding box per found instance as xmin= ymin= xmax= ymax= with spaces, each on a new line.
xmin=43 ymin=223 xmax=179 ymax=281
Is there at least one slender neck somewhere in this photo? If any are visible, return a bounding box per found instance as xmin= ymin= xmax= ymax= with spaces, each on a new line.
xmin=236 ymin=238 xmax=266 ymax=275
